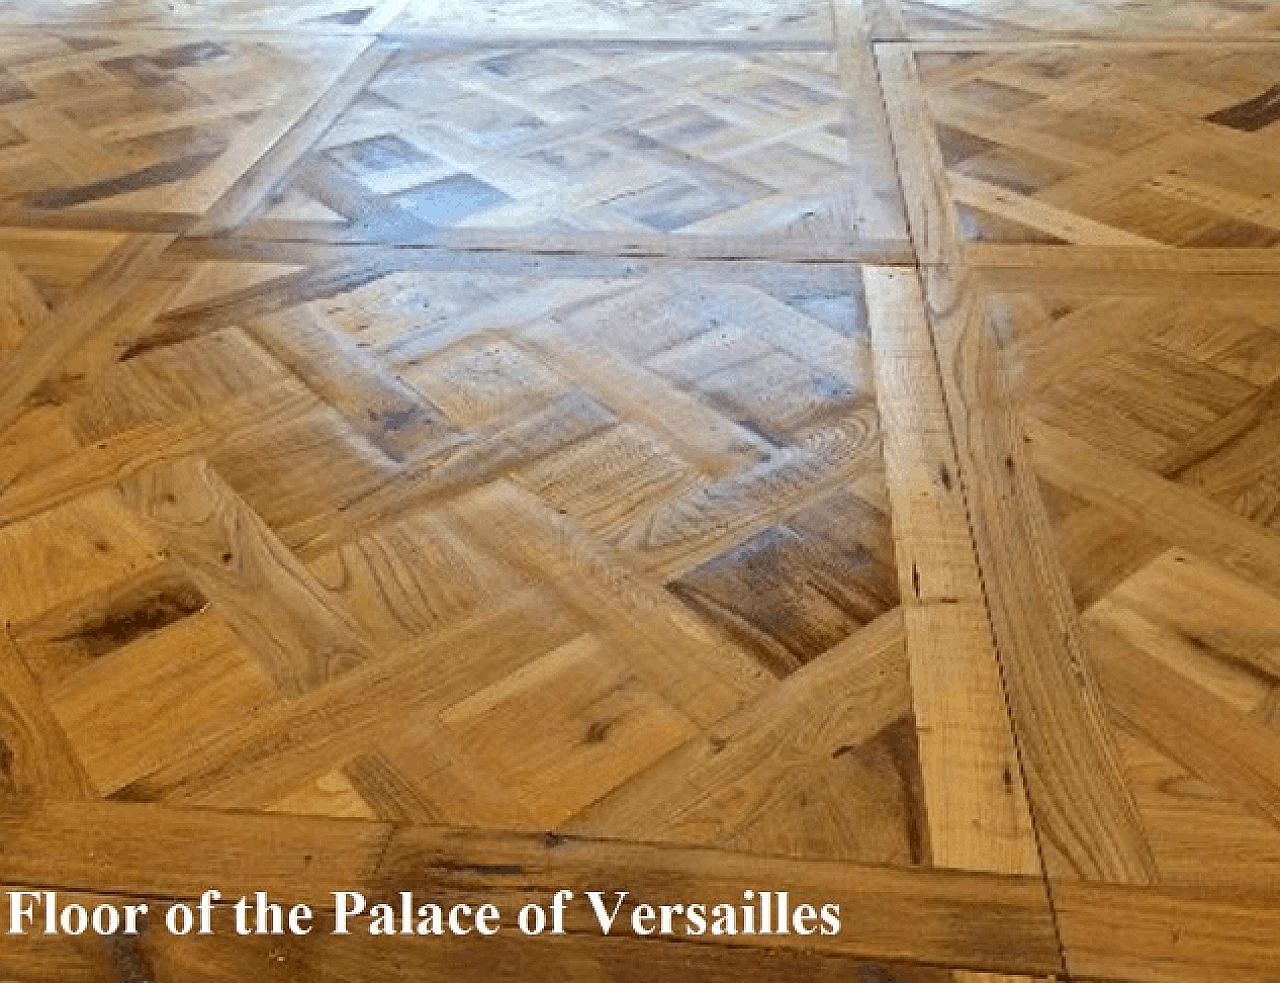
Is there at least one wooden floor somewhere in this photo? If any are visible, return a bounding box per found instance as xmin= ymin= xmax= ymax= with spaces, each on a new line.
xmin=1 ymin=0 xmax=1279 ymax=980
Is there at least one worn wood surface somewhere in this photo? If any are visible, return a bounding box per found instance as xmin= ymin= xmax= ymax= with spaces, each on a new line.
xmin=1 ymin=0 xmax=1278 ymax=980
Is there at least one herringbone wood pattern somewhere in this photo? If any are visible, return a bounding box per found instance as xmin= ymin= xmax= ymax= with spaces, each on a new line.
xmin=1 ymin=1 xmax=1279 ymax=981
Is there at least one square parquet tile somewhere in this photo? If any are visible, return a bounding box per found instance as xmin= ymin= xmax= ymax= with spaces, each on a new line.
xmin=0 ymin=239 xmax=938 ymax=879
xmin=6 ymin=1 xmax=1280 ymax=979
xmin=883 ymin=41 xmax=1280 ymax=260
xmin=201 ymin=39 xmax=909 ymax=257
xmin=911 ymin=260 xmax=1280 ymax=966
xmin=0 ymin=29 xmax=364 ymax=226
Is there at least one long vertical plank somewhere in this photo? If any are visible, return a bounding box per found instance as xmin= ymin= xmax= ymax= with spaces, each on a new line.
xmin=873 ymin=32 xmax=1157 ymax=885
xmin=920 ymin=264 xmax=1158 ymax=885
xmin=865 ymin=266 xmax=1040 ymax=877
xmin=874 ymin=43 xmax=963 ymax=265
xmin=833 ymin=0 xmax=913 ymax=248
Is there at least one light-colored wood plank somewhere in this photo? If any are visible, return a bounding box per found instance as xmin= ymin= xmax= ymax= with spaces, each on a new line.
xmin=570 ymin=607 xmax=913 ymax=851
xmin=1027 ymin=418 xmax=1280 ymax=600
xmin=118 ymin=456 xmax=375 ymax=695
xmin=920 ymin=266 xmax=1157 ymax=884
xmin=865 ymin=265 xmax=1040 ymax=876
xmin=876 ymin=43 xmax=964 ymax=264
xmin=1086 ymin=620 xmax=1280 ymax=835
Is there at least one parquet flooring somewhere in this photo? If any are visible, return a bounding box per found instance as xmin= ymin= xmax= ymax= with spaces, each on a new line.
xmin=1 ymin=1 xmax=1278 ymax=982
xmin=203 ymin=40 xmax=909 ymax=255
xmin=389 ymin=0 xmax=837 ymax=38
xmin=0 ymin=31 xmax=365 ymax=227
xmin=876 ymin=0 xmax=1280 ymax=39
xmin=891 ymin=42 xmax=1280 ymax=256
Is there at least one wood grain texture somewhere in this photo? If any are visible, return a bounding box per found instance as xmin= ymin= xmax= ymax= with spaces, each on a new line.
xmin=882 ymin=39 xmax=1280 ymax=264
xmin=2 ymin=2 xmax=1280 ymax=980
xmin=0 ymin=801 xmax=1064 ymax=975
xmin=873 ymin=0 xmax=1280 ymax=38
xmin=1056 ymin=880 xmax=1280 ymax=983
xmin=865 ymin=265 xmax=1039 ymax=877
xmin=0 ymin=631 xmax=94 ymax=803
xmin=944 ymin=266 xmax=1280 ymax=968
xmin=918 ymin=265 xmax=1158 ymax=885
xmin=197 ymin=37 xmax=909 ymax=257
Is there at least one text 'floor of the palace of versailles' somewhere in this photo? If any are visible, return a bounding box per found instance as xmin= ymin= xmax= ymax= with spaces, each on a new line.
xmin=0 ymin=0 xmax=1279 ymax=980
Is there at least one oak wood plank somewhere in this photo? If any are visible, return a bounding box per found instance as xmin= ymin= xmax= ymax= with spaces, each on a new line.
xmin=569 ymin=607 xmax=911 ymax=846
xmin=1086 ymin=620 xmax=1280 ymax=835
xmin=192 ymin=41 xmax=392 ymax=236
xmin=0 ymin=631 xmax=94 ymax=803
xmin=117 ymin=456 xmax=375 ymax=695
xmin=875 ymin=44 xmax=963 ymax=265
xmin=1056 ymin=880 xmax=1280 ymax=983
xmin=447 ymin=480 xmax=770 ymax=729
xmin=0 ymin=890 xmax=954 ymax=983
xmin=920 ymin=267 xmax=1157 ymax=884
xmin=864 ymin=265 xmax=1040 ymax=877
xmin=0 ymin=235 xmax=174 ymax=434
xmin=1026 ymin=418 xmax=1280 ymax=600
xmin=0 ymin=802 xmax=1061 ymax=975
xmin=120 ymin=590 xmax=575 ymax=809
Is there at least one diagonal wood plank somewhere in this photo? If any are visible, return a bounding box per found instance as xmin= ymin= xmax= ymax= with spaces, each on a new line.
xmin=1086 ymin=619 xmax=1280 ymax=835
xmin=1027 ymin=417 xmax=1280 ymax=600
xmin=119 ymin=590 xmax=577 ymax=808
xmin=117 ymin=456 xmax=376 ymax=694
xmin=0 ymin=234 xmax=173 ymax=433
xmin=568 ymin=606 xmax=912 ymax=847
